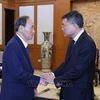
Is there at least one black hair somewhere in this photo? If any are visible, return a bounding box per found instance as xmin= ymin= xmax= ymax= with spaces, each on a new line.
xmin=14 ymin=16 xmax=30 ymax=31
xmin=62 ymin=10 xmax=84 ymax=28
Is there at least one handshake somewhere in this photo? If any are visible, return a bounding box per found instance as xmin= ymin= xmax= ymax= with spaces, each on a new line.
xmin=39 ymin=72 xmax=55 ymax=86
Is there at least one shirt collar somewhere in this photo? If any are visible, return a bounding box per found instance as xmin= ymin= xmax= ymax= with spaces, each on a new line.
xmin=16 ymin=34 xmax=28 ymax=48
xmin=73 ymin=28 xmax=84 ymax=43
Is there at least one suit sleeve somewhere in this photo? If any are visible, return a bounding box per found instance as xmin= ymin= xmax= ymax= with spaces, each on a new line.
xmin=54 ymin=42 xmax=96 ymax=88
xmin=53 ymin=62 xmax=66 ymax=77
xmin=3 ymin=45 xmax=40 ymax=88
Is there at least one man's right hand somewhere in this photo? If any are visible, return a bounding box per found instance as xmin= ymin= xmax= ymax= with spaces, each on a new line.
xmin=39 ymin=77 xmax=48 ymax=86
xmin=40 ymin=72 xmax=55 ymax=84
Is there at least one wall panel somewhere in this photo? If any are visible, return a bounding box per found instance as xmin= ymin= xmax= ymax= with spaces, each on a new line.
xmin=53 ymin=0 xmax=70 ymax=70
xmin=72 ymin=1 xmax=100 ymax=68
xmin=19 ymin=5 xmax=35 ymax=44
xmin=37 ymin=4 xmax=54 ymax=44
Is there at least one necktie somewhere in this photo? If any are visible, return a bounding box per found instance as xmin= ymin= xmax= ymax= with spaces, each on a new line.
xmin=26 ymin=46 xmax=29 ymax=55
xmin=65 ymin=40 xmax=75 ymax=59
xmin=69 ymin=40 xmax=75 ymax=52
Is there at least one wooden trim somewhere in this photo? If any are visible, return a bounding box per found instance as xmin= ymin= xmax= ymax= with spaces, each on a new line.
xmin=0 ymin=2 xmax=4 ymax=49
xmin=0 ymin=1 xmax=16 ymax=49
xmin=15 ymin=0 xmax=56 ymax=4
xmin=70 ymin=0 xmax=100 ymax=1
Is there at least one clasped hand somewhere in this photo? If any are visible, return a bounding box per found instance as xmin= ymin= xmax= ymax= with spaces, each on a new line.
xmin=39 ymin=72 xmax=55 ymax=86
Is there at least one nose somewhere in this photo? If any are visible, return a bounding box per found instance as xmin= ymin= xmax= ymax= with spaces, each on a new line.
xmin=62 ymin=27 xmax=64 ymax=31
xmin=33 ymin=29 xmax=35 ymax=34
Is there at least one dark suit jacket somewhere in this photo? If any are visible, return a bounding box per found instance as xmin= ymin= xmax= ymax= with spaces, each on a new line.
xmin=53 ymin=31 xmax=96 ymax=100
xmin=1 ymin=35 xmax=40 ymax=100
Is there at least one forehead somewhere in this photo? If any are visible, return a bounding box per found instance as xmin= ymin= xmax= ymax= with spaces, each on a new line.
xmin=26 ymin=18 xmax=34 ymax=26
xmin=62 ymin=18 xmax=68 ymax=25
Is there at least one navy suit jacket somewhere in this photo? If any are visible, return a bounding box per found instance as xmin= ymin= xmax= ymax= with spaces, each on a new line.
xmin=53 ymin=31 xmax=96 ymax=100
xmin=1 ymin=35 xmax=40 ymax=100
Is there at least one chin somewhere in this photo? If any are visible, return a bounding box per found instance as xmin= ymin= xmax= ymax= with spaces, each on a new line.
xmin=64 ymin=34 xmax=67 ymax=37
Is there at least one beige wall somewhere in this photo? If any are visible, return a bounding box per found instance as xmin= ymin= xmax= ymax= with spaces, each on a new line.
xmin=72 ymin=1 xmax=100 ymax=68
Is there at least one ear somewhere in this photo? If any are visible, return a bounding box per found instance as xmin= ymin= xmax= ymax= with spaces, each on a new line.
xmin=19 ymin=25 xmax=24 ymax=31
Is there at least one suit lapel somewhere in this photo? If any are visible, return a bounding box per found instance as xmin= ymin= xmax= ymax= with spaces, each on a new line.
xmin=14 ymin=35 xmax=33 ymax=71
xmin=66 ymin=31 xmax=87 ymax=61
xmin=65 ymin=40 xmax=72 ymax=60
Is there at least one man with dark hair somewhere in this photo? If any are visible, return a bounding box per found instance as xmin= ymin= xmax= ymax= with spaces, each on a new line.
xmin=1 ymin=16 xmax=46 ymax=100
xmin=41 ymin=10 xmax=96 ymax=100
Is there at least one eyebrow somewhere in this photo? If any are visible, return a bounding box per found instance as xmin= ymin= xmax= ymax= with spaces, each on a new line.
xmin=62 ymin=23 xmax=64 ymax=25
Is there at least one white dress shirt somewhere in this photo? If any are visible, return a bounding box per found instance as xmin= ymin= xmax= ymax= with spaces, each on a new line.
xmin=16 ymin=34 xmax=28 ymax=48
xmin=73 ymin=28 xmax=84 ymax=44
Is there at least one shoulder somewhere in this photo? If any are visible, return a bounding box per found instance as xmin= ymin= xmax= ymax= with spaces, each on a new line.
xmin=80 ymin=31 xmax=96 ymax=47
xmin=78 ymin=32 xmax=96 ymax=53
xmin=4 ymin=36 xmax=20 ymax=53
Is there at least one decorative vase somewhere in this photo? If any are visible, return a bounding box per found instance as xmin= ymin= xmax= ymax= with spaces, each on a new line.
xmin=41 ymin=32 xmax=52 ymax=72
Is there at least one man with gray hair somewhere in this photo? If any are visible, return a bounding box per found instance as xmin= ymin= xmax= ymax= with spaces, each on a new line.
xmin=41 ymin=10 xmax=96 ymax=100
